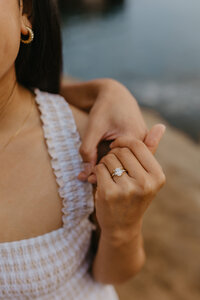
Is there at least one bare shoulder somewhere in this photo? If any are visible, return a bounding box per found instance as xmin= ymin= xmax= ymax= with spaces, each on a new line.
xmin=69 ymin=104 xmax=89 ymax=140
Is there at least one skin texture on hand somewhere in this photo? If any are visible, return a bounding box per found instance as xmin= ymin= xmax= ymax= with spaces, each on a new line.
xmin=94 ymin=131 xmax=166 ymax=240
xmin=60 ymin=78 xmax=165 ymax=182
xmin=77 ymin=79 xmax=148 ymax=180
xmin=88 ymin=124 xmax=166 ymax=184
xmin=65 ymin=80 xmax=166 ymax=284
xmin=91 ymin=126 xmax=166 ymax=284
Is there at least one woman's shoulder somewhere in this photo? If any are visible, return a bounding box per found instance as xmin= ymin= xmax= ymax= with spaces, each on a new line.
xmin=35 ymin=89 xmax=89 ymax=141
xmin=35 ymin=89 xmax=110 ymax=161
xmin=69 ymin=104 xmax=89 ymax=142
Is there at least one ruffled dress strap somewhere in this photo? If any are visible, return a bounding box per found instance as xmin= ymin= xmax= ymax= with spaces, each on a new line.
xmin=34 ymin=89 xmax=95 ymax=231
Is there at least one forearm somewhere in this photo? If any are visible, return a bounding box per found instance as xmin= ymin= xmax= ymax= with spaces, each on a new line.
xmin=91 ymin=231 xmax=146 ymax=285
xmin=60 ymin=77 xmax=114 ymax=112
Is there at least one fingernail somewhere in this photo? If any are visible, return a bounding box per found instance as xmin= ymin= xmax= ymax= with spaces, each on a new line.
xmin=148 ymin=124 xmax=166 ymax=146
xmin=156 ymin=124 xmax=166 ymax=139
xmin=161 ymin=124 xmax=166 ymax=132
xmin=77 ymin=172 xmax=87 ymax=181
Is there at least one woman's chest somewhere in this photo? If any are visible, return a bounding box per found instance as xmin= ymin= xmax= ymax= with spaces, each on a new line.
xmin=0 ymin=127 xmax=64 ymax=243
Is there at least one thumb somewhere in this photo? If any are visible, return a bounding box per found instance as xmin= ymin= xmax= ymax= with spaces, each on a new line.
xmin=144 ymin=124 xmax=166 ymax=154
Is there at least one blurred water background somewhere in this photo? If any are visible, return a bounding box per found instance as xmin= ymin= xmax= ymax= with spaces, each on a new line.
xmin=60 ymin=0 xmax=200 ymax=142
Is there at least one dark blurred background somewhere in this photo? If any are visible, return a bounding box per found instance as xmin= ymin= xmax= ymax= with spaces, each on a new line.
xmin=59 ymin=0 xmax=200 ymax=142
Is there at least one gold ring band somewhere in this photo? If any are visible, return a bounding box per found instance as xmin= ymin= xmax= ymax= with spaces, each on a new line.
xmin=111 ymin=167 xmax=127 ymax=178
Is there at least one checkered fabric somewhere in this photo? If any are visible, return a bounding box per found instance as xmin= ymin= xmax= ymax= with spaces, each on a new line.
xmin=0 ymin=90 xmax=119 ymax=300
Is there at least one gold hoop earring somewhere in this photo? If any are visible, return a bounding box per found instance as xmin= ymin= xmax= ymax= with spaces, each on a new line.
xmin=21 ymin=26 xmax=34 ymax=44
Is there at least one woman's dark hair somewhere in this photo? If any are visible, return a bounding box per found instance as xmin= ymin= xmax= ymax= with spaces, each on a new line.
xmin=15 ymin=0 xmax=62 ymax=94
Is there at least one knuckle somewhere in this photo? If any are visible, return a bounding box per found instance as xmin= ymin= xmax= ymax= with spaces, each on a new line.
xmin=114 ymin=136 xmax=125 ymax=144
xmin=125 ymin=182 xmax=135 ymax=197
xmin=142 ymin=179 xmax=154 ymax=196
xmin=157 ymin=172 xmax=166 ymax=188
xmin=79 ymin=145 xmax=89 ymax=157
xmin=102 ymin=153 xmax=116 ymax=164
xmin=99 ymin=154 xmax=108 ymax=164
xmin=130 ymin=138 xmax=144 ymax=150
xmin=95 ymin=163 xmax=103 ymax=172
xmin=115 ymin=147 xmax=125 ymax=156
xmin=111 ymin=147 xmax=130 ymax=156
xmin=121 ymin=147 xmax=131 ymax=155
xmin=142 ymin=172 xmax=166 ymax=195
xmin=119 ymin=136 xmax=132 ymax=144
xmin=107 ymin=153 xmax=116 ymax=159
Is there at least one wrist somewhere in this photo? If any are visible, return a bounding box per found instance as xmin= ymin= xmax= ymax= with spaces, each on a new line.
xmin=60 ymin=78 xmax=99 ymax=111
xmin=100 ymin=222 xmax=143 ymax=248
xmin=94 ymin=78 xmax=122 ymax=103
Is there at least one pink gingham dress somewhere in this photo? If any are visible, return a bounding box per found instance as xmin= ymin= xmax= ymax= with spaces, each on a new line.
xmin=0 ymin=89 xmax=119 ymax=300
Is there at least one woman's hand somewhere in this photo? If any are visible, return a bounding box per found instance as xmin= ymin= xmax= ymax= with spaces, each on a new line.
xmin=61 ymin=78 xmax=166 ymax=182
xmin=94 ymin=136 xmax=166 ymax=245
xmin=67 ymin=79 xmax=148 ymax=180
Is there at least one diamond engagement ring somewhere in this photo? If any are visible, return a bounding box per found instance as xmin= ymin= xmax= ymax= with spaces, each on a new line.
xmin=111 ymin=167 xmax=127 ymax=178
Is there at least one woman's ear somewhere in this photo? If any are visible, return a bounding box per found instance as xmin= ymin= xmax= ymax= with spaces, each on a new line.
xmin=21 ymin=14 xmax=32 ymax=35
xmin=20 ymin=0 xmax=33 ymax=35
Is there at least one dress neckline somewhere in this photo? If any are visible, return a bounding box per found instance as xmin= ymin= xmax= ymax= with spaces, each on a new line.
xmin=0 ymin=90 xmax=65 ymax=247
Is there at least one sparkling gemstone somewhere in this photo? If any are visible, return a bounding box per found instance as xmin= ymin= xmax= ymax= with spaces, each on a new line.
xmin=115 ymin=168 xmax=123 ymax=176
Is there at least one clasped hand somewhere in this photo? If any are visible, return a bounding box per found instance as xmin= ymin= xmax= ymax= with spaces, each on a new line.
xmin=93 ymin=136 xmax=166 ymax=244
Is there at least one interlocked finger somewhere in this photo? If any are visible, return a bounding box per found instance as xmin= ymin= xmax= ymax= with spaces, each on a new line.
xmin=99 ymin=153 xmax=129 ymax=184
xmin=109 ymin=147 xmax=148 ymax=181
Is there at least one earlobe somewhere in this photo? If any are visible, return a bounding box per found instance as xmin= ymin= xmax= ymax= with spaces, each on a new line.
xmin=21 ymin=15 xmax=32 ymax=36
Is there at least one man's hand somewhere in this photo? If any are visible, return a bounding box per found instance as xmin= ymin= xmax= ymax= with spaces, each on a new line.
xmin=60 ymin=78 xmax=165 ymax=182
xmin=77 ymin=80 xmax=165 ymax=181
xmin=77 ymin=79 xmax=149 ymax=180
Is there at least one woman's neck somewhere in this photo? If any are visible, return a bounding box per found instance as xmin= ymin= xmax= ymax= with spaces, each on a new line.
xmin=0 ymin=67 xmax=34 ymax=136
